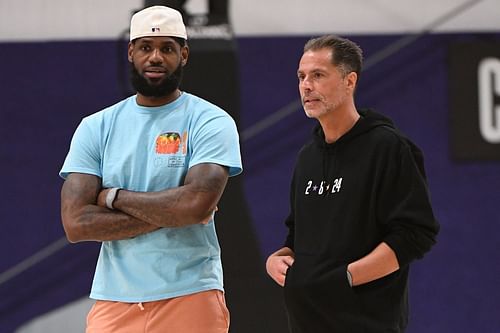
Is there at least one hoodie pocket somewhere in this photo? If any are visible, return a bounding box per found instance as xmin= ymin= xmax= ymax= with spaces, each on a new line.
xmin=284 ymin=253 xmax=361 ymax=330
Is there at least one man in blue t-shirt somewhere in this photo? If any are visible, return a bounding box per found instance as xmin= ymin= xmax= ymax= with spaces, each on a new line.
xmin=60 ymin=6 xmax=242 ymax=333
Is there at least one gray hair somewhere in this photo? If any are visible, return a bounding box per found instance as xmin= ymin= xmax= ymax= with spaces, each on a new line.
xmin=304 ymin=35 xmax=363 ymax=79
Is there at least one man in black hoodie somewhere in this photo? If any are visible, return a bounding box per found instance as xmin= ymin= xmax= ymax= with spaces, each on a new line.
xmin=266 ymin=35 xmax=440 ymax=332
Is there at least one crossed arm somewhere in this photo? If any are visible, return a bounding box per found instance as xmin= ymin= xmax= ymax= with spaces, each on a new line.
xmin=60 ymin=163 xmax=229 ymax=243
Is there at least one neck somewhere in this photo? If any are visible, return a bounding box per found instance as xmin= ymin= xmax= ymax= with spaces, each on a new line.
xmin=136 ymin=89 xmax=181 ymax=107
xmin=319 ymin=105 xmax=360 ymax=144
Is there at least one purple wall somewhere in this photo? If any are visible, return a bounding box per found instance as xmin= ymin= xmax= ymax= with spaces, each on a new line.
xmin=1 ymin=33 xmax=499 ymax=332
xmin=238 ymin=33 xmax=500 ymax=333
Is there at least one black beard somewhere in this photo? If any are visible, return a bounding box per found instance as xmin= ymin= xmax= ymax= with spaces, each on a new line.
xmin=130 ymin=62 xmax=183 ymax=97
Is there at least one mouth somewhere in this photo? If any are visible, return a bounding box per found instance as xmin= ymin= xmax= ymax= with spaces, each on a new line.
xmin=144 ymin=67 xmax=167 ymax=79
xmin=303 ymin=97 xmax=321 ymax=106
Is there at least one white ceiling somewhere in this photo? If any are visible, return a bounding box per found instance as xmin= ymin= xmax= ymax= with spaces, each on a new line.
xmin=0 ymin=0 xmax=498 ymax=41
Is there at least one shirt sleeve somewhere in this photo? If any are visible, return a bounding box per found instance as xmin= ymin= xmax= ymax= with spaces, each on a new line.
xmin=379 ymin=142 xmax=440 ymax=268
xmin=59 ymin=118 xmax=102 ymax=179
xmin=188 ymin=113 xmax=242 ymax=177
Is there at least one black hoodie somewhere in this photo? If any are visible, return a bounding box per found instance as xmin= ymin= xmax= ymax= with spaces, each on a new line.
xmin=282 ymin=109 xmax=439 ymax=333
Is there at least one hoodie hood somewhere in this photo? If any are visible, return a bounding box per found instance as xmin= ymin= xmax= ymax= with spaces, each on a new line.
xmin=313 ymin=108 xmax=395 ymax=149
xmin=312 ymin=108 xmax=398 ymax=182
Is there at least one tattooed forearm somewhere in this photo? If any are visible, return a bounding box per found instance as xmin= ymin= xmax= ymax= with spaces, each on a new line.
xmin=61 ymin=173 xmax=158 ymax=243
xmin=113 ymin=163 xmax=229 ymax=228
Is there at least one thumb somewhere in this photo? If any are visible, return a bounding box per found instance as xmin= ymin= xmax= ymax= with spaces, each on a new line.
xmin=283 ymin=256 xmax=295 ymax=267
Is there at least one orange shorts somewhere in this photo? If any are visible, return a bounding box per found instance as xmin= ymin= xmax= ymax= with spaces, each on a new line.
xmin=86 ymin=290 xmax=229 ymax=333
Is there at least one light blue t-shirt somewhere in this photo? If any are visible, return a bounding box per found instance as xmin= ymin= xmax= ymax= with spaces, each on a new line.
xmin=60 ymin=92 xmax=242 ymax=302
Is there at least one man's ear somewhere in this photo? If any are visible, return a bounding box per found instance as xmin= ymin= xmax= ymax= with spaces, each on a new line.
xmin=127 ymin=41 xmax=134 ymax=62
xmin=181 ymin=45 xmax=189 ymax=66
xmin=346 ymin=71 xmax=358 ymax=91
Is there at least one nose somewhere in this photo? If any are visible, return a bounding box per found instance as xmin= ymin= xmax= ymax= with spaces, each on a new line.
xmin=149 ymin=48 xmax=163 ymax=64
xmin=300 ymin=76 xmax=313 ymax=92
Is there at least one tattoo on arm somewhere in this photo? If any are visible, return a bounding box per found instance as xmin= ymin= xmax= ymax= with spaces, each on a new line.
xmin=113 ymin=163 xmax=229 ymax=227
xmin=61 ymin=173 xmax=158 ymax=243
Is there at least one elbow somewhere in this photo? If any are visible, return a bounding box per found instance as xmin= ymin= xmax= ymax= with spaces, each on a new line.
xmin=61 ymin=218 xmax=84 ymax=243
xmin=192 ymin=203 xmax=218 ymax=225
xmin=180 ymin=197 xmax=217 ymax=226
xmin=64 ymin=232 xmax=80 ymax=244
xmin=63 ymin=227 xmax=80 ymax=243
xmin=170 ymin=209 xmax=213 ymax=227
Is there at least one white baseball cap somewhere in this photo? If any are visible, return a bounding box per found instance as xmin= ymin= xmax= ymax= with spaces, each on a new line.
xmin=130 ymin=6 xmax=187 ymax=41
